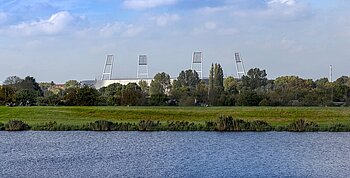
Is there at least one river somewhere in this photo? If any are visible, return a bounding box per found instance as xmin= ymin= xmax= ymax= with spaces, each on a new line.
xmin=1 ymin=132 xmax=350 ymax=177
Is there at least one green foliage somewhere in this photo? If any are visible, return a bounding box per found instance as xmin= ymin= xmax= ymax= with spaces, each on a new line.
xmin=0 ymin=85 xmax=16 ymax=105
xmin=236 ymin=90 xmax=262 ymax=106
xmin=287 ymin=119 xmax=319 ymax=132
xmin=215 ymin=115 xmax=272 ymax=131
xmin=177 ymin=70 xmax=200 ymax=89
xmin=251 ymin=120 xmax=273 ymax=131
xmin=14 ymin=90 xmax=38 ymax=106
xmin=150 ymin=72 xmax=171 ymax=95
xmin=328 ymin=123 xmax=350 ymax=132
xmin=167 ymin=121 xmax=198 ymax=131
xmin=216 ymin=115 xmax=233 ymax=131
xmin=89 ymin=120 xmax=115 ymax=131
xmin=64 ymin=80 xmax=80 ymax=89
xmin=209 ymin=63 xmax=224 ymax=106
xmin=76 ymin=86 xmax=99 ymax=106
xmin=0 ymin=122 xmax=4 ymax=130
xmin=138 ymin=120 xmax=161 ymax=131
xmin=5 ymin=120 xmax=30 ymax=131
xmin=150 ymin=93 xmax=167 ymax=106
xmin=32 ymin=121 xmax=60 ymax=131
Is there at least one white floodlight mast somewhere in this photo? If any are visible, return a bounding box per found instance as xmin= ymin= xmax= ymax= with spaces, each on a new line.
xmin=191 ymin=52 xmax=203 ymax=79
xmin=101 ymin=54 xmax=114 ymax=80
xmin=137 ymin=55 xmax=149 ymax=78
xmin=235 ymin=52 xmax=246 ymax=79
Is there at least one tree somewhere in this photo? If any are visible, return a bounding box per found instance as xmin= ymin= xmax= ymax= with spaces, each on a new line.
xmin=0 ymin=85 xmax=16 ymax=105
xmin=236 ymin=90 xmax=262 ymax=106
xmin=149 ymin=72 xmax=171 ymax=105
xmin=177 ymin=70 xmax=200 ymax=89
xmin=122 ymin=83 xmax=143 ymax=106
xmin=3 ymin=76 xmax=22 ymax=86
xmin=208 ymin=63 xmax=224 ymax=106
xmin=15 ymin=76 xmax=43 ymax=96
xmin=170 ymin=70 xmax=201 ymax=106
xmin=64 ymin=80 xmax=80 ymax=89
xmin=76 ymin=86 xmax=99 ymax=106
xmin=241 ymin=68 xmax=267 ymax=90
xmin=150 ymin=72 xmax=171 ymax=95
xmin=139 ymin=80 xmax=149 ymax=95
xmin=99 ymin=83 xmax=124 ymax=105
xmin=14 ymin=90 xmax=37 ymax=106
xmin=224 ymin=76 xmax=238 ymax=94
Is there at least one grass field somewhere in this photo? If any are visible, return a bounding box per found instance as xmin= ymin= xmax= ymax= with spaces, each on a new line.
xmin=0 ymin=106 xmax=350 ymax=127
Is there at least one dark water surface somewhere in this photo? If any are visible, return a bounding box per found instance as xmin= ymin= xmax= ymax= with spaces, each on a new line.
xmin=1 ymin=132 xmax=350 ymax=177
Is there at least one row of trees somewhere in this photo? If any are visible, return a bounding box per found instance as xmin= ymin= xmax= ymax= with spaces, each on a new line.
xmin=1 ymin=64 xmax=350 ymax=106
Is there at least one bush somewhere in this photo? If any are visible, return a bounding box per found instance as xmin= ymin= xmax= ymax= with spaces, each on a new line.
xmin=251 ymin=120 xmax=273 ymax=131
xmin=0 ymin=122 xmax=4 ymax=130
xmin=32 ymin=121 xmax=58 ymax=131
xmin=216 ymin=115 xmax=233 ymax=131
xmin=138 ymin=120 xmax=161 ymax=131
xmin=116 ymin=122 xmax=137 ymax=131
xmin=232 ymin=119 xmax=251 ymax=131
xmin=167 ymin=121 xmax=198 ymax=131
xmin=328 ymin=123 xmax=350 ymax=132
xmin=204 ymin=121 xmax=216 ymax=131
xmin=89 ymin=120 xmax=115 ymax=131
xmin=5 ymin=120 xmax=30 ymax=131
xmin=287 ymin=119 xmax=319 ymax=132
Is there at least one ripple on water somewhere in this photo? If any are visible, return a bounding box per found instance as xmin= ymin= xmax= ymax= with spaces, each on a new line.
xmin=0 ymin=132 xmax=350 ymax=177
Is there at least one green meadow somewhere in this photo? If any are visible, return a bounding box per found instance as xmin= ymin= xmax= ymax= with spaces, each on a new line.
xmin=0 ymin=106 xmax=349 ymax=127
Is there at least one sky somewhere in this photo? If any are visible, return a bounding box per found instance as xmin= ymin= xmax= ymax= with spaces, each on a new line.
xmin=0 ymin=0 xmax=350 ymax=83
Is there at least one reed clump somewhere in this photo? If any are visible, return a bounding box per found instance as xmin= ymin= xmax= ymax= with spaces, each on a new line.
xmin=4 ymin=120 xmax=30 ymax=131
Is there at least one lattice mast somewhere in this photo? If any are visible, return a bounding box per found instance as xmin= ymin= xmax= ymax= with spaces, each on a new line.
xmin=191 ymin=52 xmax=203 ymax=79
xmin=137 ymin=55 xmax=149 ymax=78
xmin=235 ymin=52 xmax=246 ymax=78
xmin=101 ymin=55 xmax=114 ymax=80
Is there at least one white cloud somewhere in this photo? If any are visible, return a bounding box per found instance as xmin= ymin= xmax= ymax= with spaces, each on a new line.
xmin=9 ymin=11 xmax=75 ymax=36
xmin=99 ymin=22 xmax=123 ymax=37
xmin=0 ymin=12 xmax=7 ymax=24
xmin=217 ymin=28 xmax=238 ymax=35
xmin=280 ymin=37 xmax=305 ymax=53
xmin=204 ymin=21 xmax=217 ymax=30
xmin=122 ymin=25 xmax=144 ymax=37
xmin=268 ymin=0 xmax=296 ymax=6
xmin=123 ymin=0 xmax=178 ymax=9
xmin=150 ymin=13 xmax=180 ymax=26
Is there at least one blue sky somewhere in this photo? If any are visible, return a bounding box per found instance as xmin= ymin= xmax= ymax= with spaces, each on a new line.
xmin=0 ymin=0 xmax=349 ymax=83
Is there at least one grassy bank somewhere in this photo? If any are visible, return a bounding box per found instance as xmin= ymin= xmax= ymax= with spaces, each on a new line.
xmin=0 ymin=106 xmax=350 ymax=129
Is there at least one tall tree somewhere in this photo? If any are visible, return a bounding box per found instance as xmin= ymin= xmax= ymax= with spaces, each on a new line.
xmin=149 ymin=72 xmax=171 ymax=95
xmin=241 ymin=68 xmax=268 ymax=90
xmin=149 ymin=72 xmax=171 ymax=105
xmin=3 ymin=76 xmax=22 ymax=86
xmin=208 ymin=63 xmax=224 ymax=105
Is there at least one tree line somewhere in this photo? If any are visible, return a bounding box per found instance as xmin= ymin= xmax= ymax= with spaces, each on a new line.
xmin=1 ymin=64 xmax=350 ymax=106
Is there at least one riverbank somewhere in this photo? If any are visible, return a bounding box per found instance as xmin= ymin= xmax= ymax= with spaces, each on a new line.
xmin=1 ymin=106 xmax=350 ymax=131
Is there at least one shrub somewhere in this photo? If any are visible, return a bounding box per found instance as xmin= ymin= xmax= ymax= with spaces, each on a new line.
xmin=0 ymin=122 xmax=4 ymax=131
xmin=216 ymin=115 xmax=233 ymax=131
xmin=138 ymin=120 xmax=161 ymax=131
xmin=32 ymin=121 xmax=58 ymax=131
xmin=5 ymin=120 xmax=30 ymax=131
xmin=205 ymin=121 xmax=216 ymax=131
xmin=232 ymin=119 xmax=251 ymax=131
xmin=116 ymin=122 xmax=137 ymax=131
xmin=167 ymin=121 xmax=198 ymax=131
xmin=251 ymin=120 xmax=273 ymax=131
xmin=274 ymin=125 xmax=286 ymax=132
xmin=287 ymin=119 xmax=319 ymax=132
xmin=328 ymin=123 xmax=350 ymax=132
xmin=89 ymin=120 xmax=115 ymax=131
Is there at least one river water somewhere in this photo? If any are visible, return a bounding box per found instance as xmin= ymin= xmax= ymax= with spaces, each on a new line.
xmin=1 ymin=132 xmax=350 ymax=177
